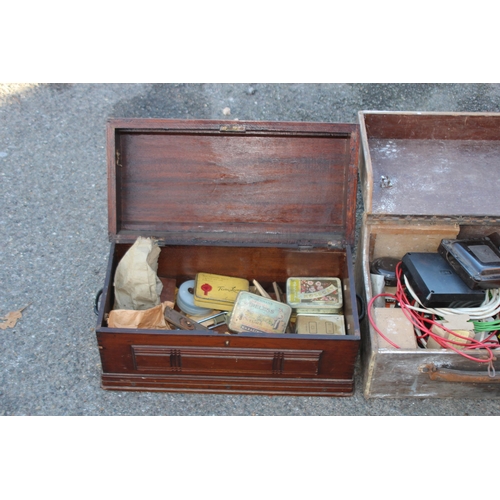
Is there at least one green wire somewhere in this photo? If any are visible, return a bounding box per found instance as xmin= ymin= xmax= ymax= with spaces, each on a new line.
xmin=472 ymin=320 xmax=500 ymax=331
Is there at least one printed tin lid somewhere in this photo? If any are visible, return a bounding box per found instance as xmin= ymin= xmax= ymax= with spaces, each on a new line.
xmin=295 ymin=314 xmax=346 ymax=335
xmin=228 ymin=291 xmax=292 ymax=334
xmin=286 ymin=277 xmax=343 ymax=313
xmin=194 ymin=272 xmax=249 ymax=311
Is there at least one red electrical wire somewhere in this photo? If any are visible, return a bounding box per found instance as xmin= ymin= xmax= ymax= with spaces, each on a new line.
xmin=394 ymin=262 xmax=498 ymax=362
xmin=368 ymin=261 xmax=499 ymax=364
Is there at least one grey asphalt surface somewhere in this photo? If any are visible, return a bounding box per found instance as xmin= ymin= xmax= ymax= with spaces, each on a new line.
xmin=2 ymin=83 xmax=500 ymax=416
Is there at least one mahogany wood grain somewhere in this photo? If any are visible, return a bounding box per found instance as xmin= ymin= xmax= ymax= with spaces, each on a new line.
xmin=100 ymin=373 xmax=354 ymax=396
xmin=98 ymin=329 xmax=358 ymax=377
xmin=113 ymin=243 xmax=348 ymax=287
xmin=107 ymin=119 xmax=359 ymax=247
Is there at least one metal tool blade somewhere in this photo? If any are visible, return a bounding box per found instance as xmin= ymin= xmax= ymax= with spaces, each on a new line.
xmin=164 ymin=306 xmax=209 ymax=331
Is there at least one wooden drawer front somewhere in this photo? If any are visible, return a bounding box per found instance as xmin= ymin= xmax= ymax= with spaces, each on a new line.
xmin=132 ymin=345 xmax=322 ymax=376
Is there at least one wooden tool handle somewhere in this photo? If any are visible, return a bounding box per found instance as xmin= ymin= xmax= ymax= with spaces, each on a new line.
xmin=252 ymin=279 xmax=271 ymax=299
xmin=420 ymin=363 xmax=500 ymax=383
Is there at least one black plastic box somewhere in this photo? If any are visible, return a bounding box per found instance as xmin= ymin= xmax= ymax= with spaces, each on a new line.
xmin=401 ymin=252 xmax=485 ymax=308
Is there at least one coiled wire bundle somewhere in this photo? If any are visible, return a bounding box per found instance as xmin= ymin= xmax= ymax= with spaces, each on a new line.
xmin=368 ymin=262 xmax=500 ymax=368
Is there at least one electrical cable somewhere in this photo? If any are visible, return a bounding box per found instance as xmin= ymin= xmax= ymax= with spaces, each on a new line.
xmin=367 ymin=261 xmax=500 ymax=365
xmin=395 ymin=263 xmax=499 ymax=361
xmin=403 ymin=276 xmax=500 ymax=320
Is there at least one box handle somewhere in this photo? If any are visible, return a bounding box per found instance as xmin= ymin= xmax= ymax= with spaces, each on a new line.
xmin=94 ymin=288 xmax=103 ymax=316
xmin=420 ymin=363 xmax=500 ymax=383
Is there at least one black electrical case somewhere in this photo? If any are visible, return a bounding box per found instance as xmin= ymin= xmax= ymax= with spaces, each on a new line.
xmin=401 ymin=252 xmax=485 ymax=308
xmin=438 ymin=237 xmax=500 ymax=290
xmin=370 ymin=256 xmax=400 ymax=286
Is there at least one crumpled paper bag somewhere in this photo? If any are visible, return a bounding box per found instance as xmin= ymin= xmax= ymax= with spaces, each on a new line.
xmin=113 ymin=237 xmax=163 ymax=310
xmin=107 ymin=301 xmax=174 ymax=329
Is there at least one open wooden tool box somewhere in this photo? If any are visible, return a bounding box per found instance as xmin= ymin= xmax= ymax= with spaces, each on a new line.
xmin=356 ymin=111 xmax=500 ymax=398
xmin=95 ymin=118 xmax=361 ymax=396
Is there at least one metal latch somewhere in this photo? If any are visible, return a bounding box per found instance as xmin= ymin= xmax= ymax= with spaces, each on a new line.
xmin=219 ymin=124 xmax=246 ymax=133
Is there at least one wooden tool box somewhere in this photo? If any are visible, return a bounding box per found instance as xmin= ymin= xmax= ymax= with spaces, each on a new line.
xmin=356 ymin=111 xmax=500 ymax=398
xmin=95 ymin=118 xmax=361 ymax=396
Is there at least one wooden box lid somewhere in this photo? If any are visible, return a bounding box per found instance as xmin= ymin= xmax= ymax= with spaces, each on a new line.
xmin=358 ymin=111 xmax=500 ymax=219
xmin=107 ymin=119 xmax=359 ymax=247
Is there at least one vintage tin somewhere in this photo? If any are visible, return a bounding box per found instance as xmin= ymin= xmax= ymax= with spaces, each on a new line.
xmin=228 ymin=291 xmax=292 ymax=334
xmin=295 ymin=314 xmax=346 ymax=335
xmin=286 ymin=277 xmax=343 ymax=314
xmin=193 ymin=272 xmax=249 ymax=311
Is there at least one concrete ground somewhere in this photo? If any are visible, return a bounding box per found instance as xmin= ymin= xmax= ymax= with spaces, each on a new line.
xmin=2 ymin=83 xmax=500 ymax=416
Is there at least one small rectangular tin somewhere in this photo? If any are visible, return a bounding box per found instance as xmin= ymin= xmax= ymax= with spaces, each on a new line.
xmin=194 ymin=272 xmax=249 ymax=311
xmin=286 ymin=277 xmax=343 ymax=314
xmin=295 ymin=314 xmax=346 ymax=335
xmin=228 ymin=291 xmax=292 ymax=334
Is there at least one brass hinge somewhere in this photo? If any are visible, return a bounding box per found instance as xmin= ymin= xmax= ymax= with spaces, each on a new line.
xmin=220 ymin=124 xmax=246 ymax=133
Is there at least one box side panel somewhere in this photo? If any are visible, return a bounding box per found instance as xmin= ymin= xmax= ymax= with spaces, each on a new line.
xmin=112 ymin=244 xmax=350 ymax=292
xmin=366 ymin=349 xmax=500 ymax=399
xmin=361 ymin=111 xmax=500 ymax=141
xmin=358 ymin=112 xmax=373 ymax=214
xmin=97 ymin=331 xmax=358 ymax=396
xmin=355 ymin=215 xmax=378 ymax=397
xmin=97 ymin=331 xmax=358 ymax=378
xmin=369 ymin=223 xmax=459 ymax=260
xmin=343 ymin=245 xmax=360 ymax=337
xmin=100 ymin=373 xmax=354 ymax=396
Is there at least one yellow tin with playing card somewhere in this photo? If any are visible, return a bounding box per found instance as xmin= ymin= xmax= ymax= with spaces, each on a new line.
xmin=193 ymin=272 xmax=249 ymax=311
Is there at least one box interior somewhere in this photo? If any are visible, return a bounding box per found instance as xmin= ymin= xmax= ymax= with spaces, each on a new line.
xmin=98 ymin=242 xmax=359 ymax=338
